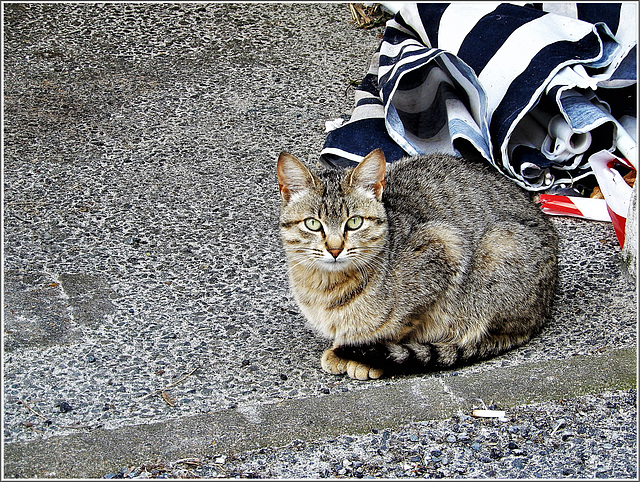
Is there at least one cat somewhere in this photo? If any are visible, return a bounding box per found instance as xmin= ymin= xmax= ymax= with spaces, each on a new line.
xmin=276 ymin=148 xmax=558 ymax=380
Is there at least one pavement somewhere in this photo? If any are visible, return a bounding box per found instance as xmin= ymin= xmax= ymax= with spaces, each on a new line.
xmin=2 ymin=2 xmax=637 ymax=479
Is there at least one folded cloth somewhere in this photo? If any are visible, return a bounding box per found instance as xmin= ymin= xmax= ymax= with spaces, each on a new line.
xmin=320 ymin=2 xmax=637 ymax=191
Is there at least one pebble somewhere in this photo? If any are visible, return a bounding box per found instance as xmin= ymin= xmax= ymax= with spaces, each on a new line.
xmin=55 ymin=401 xmax=73 ymax=413
xmin=561 ymin=431 xmax=574 ymax=441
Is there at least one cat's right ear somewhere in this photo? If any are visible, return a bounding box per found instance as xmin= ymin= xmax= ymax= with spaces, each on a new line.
xmin=277 ymin=152 xmax=316 ymax=203
xmin=349 ymin=148 xmax=386 ymax=201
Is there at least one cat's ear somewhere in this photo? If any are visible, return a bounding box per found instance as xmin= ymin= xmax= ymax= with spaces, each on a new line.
xmin=349 ymin=148 xmax=386 ymax=201
xmin=277 ymin=152 xmax=317 ymax=203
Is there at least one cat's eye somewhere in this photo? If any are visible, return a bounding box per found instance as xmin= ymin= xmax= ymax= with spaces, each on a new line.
xmin=345 ymin=216 xmax=363 ymax=230
xmin=304 ymin=218 xmax=322 ymax=232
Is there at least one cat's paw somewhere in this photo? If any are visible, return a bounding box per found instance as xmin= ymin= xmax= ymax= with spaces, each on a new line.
xmin=321 ymin=348 xmax=349 ymax=374
xmin=346 ymin=360 xmax=384 ymax=380
xmin=321 ymin=348 xmax=383 ymax=380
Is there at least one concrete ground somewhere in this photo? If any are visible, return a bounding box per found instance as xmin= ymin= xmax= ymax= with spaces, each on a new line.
xmin=2 ymin=3 xmax=637 ymax=479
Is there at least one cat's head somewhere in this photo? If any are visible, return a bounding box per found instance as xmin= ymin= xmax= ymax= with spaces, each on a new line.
xmin=276 ymin=149 xmax=388 ymax=273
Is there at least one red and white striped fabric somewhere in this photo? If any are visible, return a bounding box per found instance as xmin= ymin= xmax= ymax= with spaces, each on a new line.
xmin=537 ymin=150 xmax=635 ymax=248
xmin=537 ymin=194 xmax=611 ymax=222
xmin=588 ymin=151 xmax=635 ymax=248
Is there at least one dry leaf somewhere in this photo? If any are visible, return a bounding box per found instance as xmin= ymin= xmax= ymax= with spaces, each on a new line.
xmin=590 ymin=185 xmax=605 ymax=199
xmin=623 ymin=170 xmax=636 ymax=187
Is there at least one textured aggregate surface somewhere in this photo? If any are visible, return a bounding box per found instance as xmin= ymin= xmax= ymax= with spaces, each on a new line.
xmin=3 ymin=2 xmax=385 ymax=445
xmin=2 ymin=2 xmax=637 ymax=479
xmin=146 ymin=389 xmax=636 ymax=479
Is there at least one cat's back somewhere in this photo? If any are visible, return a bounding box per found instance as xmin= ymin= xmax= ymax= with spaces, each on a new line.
xmin=382 ymin=153 xmax=558 ymax=330
xmin=383 ymin=153 xmax=552 ymax=231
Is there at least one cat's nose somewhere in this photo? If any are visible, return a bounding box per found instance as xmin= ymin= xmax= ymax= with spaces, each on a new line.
xmin=327 ymin=248 xmax=343 ymax=259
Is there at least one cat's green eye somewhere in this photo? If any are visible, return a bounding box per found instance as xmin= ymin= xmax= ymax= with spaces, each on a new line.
xmin=304 ymin=218 xmax=323 ymax=232
xmin=346 ymin=215 xmax=364 ymax=231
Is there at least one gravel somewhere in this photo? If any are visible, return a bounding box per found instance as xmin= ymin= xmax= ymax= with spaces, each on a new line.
xmin=103 ymin=389 xmax=637 ymax=479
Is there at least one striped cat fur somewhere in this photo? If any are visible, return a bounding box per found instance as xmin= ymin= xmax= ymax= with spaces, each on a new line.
xmin=277 ymin=149 xmax=558 ymax=380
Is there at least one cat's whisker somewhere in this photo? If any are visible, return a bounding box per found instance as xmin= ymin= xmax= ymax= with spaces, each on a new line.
xmin=348 ymin=249 xmax=392 ymax=278
xmin=284 ymin=254 xmax=317 ymax=276
xmin=286 ymin=257 xmax=317 ymax=276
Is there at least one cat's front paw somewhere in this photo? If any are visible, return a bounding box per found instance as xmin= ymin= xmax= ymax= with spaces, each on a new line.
xmin=321 ymin=348 xmax=384 ymax=380
xmin=346 ymin=360 xmax=384 ymax=380
xmin=321 ymin=348 xmax=349 ymax=374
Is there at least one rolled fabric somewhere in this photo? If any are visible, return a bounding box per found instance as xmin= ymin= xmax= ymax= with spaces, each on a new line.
xmin=546 ymin=115 xmax=592 ymax=155
xmin=529 ymin=106 xmax=592 ymax=161
xmin=320 ymin=3 xmax=636 ymax=192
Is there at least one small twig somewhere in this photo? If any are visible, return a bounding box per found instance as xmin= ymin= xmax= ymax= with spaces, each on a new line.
xmin=348 ymin=3 xmax=358 ymax=21
xmin=21 ymin=400 xmax=47 ymax=420
xmin=137 ymin=366 xmax=200 ymax=401
xmin=174 ymin=458 xmax=203 ymax=466
xmin=58 ymin=424 xmax=103 ymax=430
xmin=551 ymin=419 xmax=567 ymax=437
xmin=4 ymin=201 xmax=46 ymax=206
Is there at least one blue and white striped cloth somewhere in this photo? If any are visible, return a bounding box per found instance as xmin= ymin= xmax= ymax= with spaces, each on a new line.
xmin=321 ymin=2 xmax=637 ymax=191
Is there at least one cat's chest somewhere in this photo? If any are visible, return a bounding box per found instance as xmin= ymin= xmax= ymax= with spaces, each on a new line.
xmin=291 ymin=276 xmax=391 ymax=344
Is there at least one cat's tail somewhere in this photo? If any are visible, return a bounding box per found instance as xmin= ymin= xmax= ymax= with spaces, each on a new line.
xmin=333 ymin=336 xmax=530 ymax=375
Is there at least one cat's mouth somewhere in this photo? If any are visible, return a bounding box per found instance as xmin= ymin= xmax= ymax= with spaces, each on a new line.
xmin=319 ymin=254 xmax=351 ymax=270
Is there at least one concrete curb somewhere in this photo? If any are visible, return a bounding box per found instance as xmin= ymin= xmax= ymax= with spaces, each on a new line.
xmin=4 ymin=347 xmax=636 ymax=479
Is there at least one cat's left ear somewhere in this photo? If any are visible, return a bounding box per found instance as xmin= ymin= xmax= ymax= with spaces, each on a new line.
xmin=277 ymin=152 xmax=317 ymax=203
xmin=349 ymin=148 xmax=386 ymax=201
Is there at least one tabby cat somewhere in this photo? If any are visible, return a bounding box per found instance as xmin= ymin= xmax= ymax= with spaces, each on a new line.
xmin=276 ymin=149 xmax=558 ymax=380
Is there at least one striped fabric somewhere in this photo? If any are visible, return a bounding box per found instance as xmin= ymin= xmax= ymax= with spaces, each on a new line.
xmin=321 ymin=2 xmax=637 ymax=191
